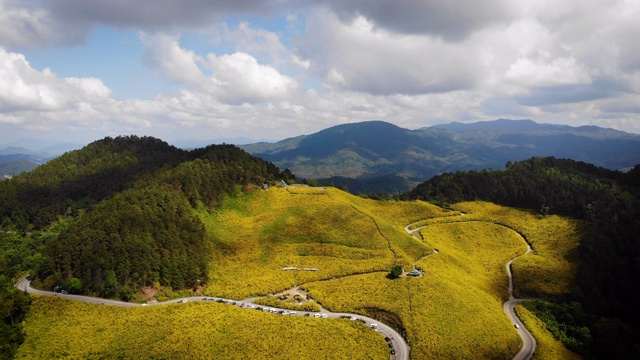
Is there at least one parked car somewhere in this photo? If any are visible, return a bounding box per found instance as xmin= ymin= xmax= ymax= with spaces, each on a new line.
xmin=60 ymin=290 xmax=69 ymax=295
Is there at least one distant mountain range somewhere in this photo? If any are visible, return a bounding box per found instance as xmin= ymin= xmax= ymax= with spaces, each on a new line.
xmin=0 ymin=142 xmax=84 ymax=178
xmin=241 ymin=119 xmax=640 ymax=193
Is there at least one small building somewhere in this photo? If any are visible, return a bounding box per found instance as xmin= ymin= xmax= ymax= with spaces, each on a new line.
xmin=407 ymin=269 xmax=422 ymax=277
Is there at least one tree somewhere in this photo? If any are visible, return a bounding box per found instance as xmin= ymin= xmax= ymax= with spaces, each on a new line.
xmin=389 ymin=265 xmax=403 ymax=279
xmin=65 ymin=277 xmax=83 ymax=294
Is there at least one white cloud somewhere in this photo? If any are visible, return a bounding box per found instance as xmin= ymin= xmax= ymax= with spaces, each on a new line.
xmin=0 ymin=0 xmax=51 ymax=48
xmin=141 ymin=34 xmax=205 ymax=85
xmin=0 ymin=48 xmax=111 ymax=112
xmin=505 ymin=57 xmax=592 ymax=87
xmin=222 ymin=22 xmax=288 ymax=64
xmin=291 ymin=55 xmax=310 ymax=70
xmin=324 ymin=0 xmax=515 ymax=40
xmin=142 ymin=31 xmax=298 ymax=105
xmin=3 ymin=0 xmax=640 ymax=144
xmin=205 ymin=52 xmax=298 ymax=104
xmin=298 ymin=11 xmax=478 ymax=95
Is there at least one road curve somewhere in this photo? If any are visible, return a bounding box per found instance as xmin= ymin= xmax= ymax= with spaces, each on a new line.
xmin=504 ymin=299 xmax=537 ymax=360
xmin=15 ymin=277 xmax=408 ymax=360
xmin=404 ymin=219 xmax=536 ymax=360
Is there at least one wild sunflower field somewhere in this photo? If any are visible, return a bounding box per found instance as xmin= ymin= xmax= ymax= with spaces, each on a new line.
xmin=18 ymin=187 xmax=581 ymax=359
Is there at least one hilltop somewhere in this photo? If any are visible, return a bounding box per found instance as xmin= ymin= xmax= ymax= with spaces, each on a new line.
xmin=241 ymin=119 xmax=640 ymax=193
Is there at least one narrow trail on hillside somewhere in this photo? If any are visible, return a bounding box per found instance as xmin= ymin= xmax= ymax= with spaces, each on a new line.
xmin=326 ymin=192 xmax=399 ymax=263
xmin=403 ymin=217 xmax=536 ymax=360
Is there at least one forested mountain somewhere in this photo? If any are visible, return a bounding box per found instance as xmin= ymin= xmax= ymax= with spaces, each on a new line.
xmin=407 ymin=157 xmax=640 ymax=358
xmin=0 ymin=136 xmax=292 ymax=356
xmin=241 ymin=119 xmax=640 ymax=193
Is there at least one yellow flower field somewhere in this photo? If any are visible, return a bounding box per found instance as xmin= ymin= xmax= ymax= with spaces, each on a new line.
xmin=17 ymin=296 xmax=387 ymax=360
xmin=19 ymin=188 xmax=582 ymax=359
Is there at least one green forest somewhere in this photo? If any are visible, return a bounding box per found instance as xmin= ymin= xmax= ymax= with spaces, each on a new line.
xmin=0 ymin=136 xmax=293 ymax=358
xmin=407 ymin=156 xmax=640 ymax=359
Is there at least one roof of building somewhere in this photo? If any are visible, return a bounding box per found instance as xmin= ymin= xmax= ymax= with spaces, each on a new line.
xmin=407 ymin=269 xmax=421 ymax=276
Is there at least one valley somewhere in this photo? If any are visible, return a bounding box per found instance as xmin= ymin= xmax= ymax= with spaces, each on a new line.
xmin=13 ymin=187 xmax=581 ymax=359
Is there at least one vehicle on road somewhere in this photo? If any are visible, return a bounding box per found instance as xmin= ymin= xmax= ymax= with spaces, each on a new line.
xmin=515 ymin=324 xmax=520 ymax=329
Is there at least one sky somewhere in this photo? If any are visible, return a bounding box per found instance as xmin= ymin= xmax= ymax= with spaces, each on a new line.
xmin=1 ymin=0 xmax=640 ymax=146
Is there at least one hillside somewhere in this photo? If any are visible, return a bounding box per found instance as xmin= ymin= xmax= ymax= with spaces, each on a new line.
xmin=7 ymin=186 xmax=581 ymax=359
xmin=408 ymin=157 xmax=640 ymax=358
xmin=0 ymin=135 xmax=291 ymax=297
xmin=241 ymin=119 xmax=640 ymax=193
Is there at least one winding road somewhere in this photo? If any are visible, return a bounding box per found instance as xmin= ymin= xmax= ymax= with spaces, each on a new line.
xmin=14 ymin=215 xmax=536 ymax=360
xmin=15 ymin=277 xmax=408 ymax=360
xmin=405 ymin=218 xmax=536 ymax=360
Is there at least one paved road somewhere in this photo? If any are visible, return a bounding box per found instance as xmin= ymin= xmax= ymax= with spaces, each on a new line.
xmin=15 ymin=277 xmax=408 ymax=360
xmin=504 ymin=299 xmax=537 ymax=360
xmin=405 ymin=219 xmax=536 ymax=360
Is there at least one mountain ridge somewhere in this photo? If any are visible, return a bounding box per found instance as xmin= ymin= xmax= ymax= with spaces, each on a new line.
xmin=241 ymin=119 xmax=640 ymax=193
